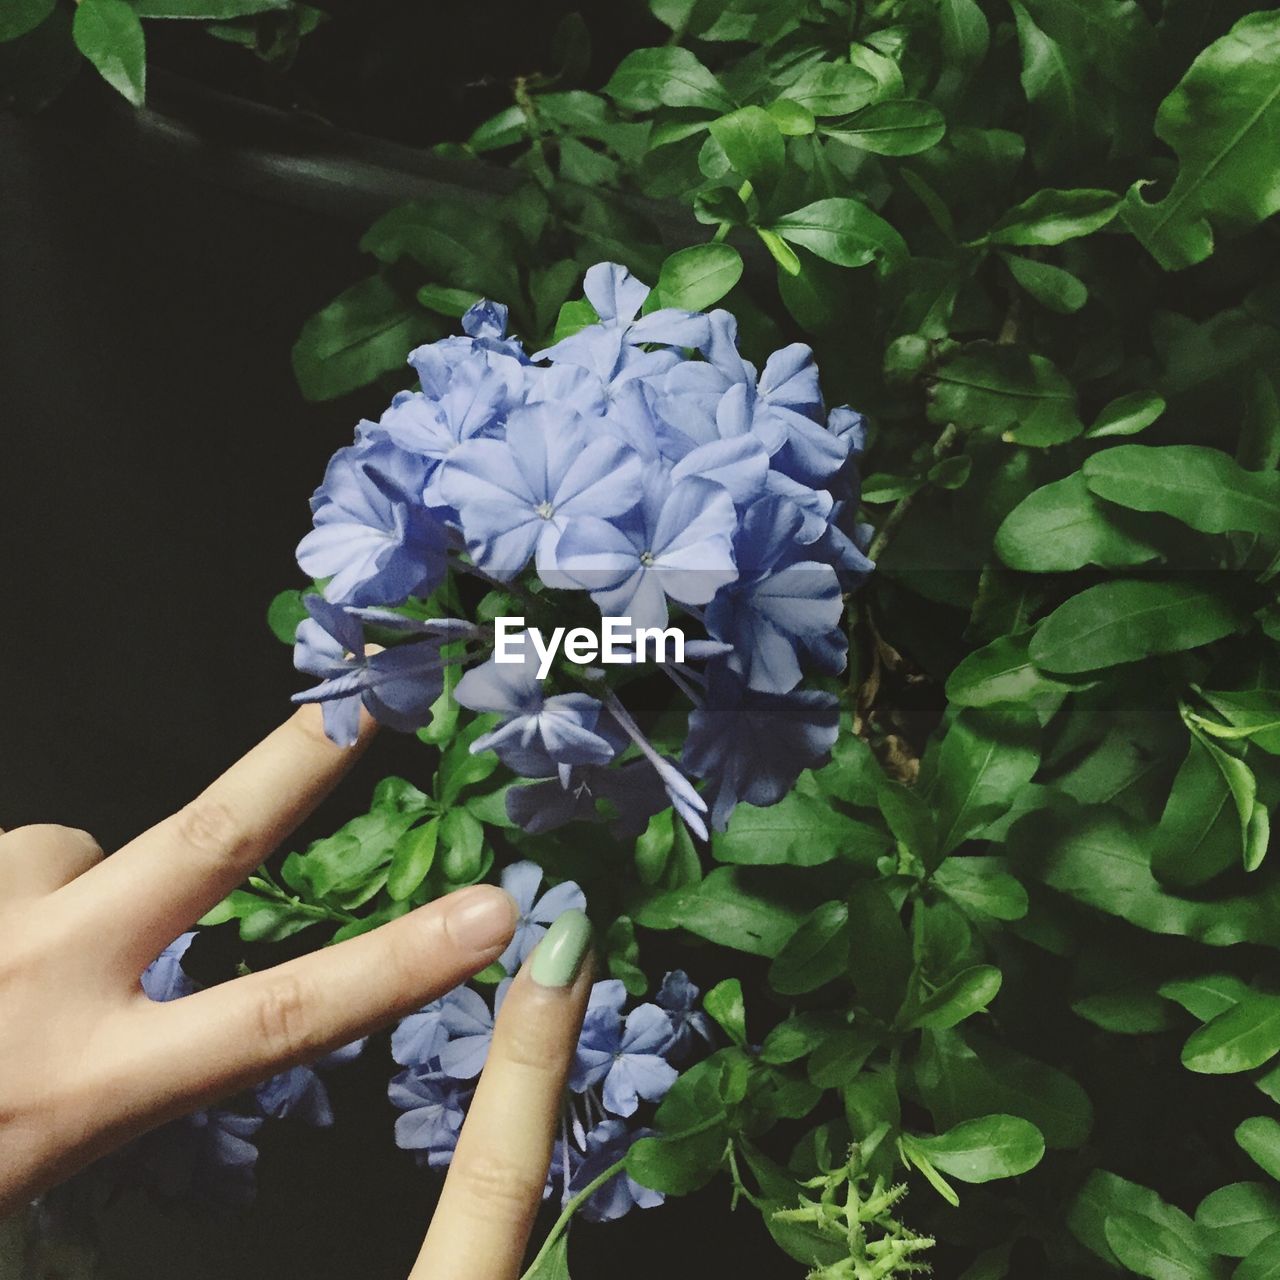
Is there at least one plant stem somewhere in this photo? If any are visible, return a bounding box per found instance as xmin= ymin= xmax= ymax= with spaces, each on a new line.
xmin=865 ymin=422 xmax=960 ymax=563
xmin=519 ymin=1156 xmax=629 ymax=1277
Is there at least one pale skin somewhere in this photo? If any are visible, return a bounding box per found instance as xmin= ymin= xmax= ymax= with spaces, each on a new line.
xmin=0 ymin=703 xmax=592 ymax=1280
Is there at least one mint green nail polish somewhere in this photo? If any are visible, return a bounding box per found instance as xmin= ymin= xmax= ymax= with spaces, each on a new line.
xmin=531 ymin=910 xmax=591 ymax=987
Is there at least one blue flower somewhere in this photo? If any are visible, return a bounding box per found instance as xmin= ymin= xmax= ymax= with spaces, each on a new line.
xmin=292 ymin=596 xmax=452 ymax=746
xmin=534 ymin=263 xmax=709 ymax=386
xmin=557 ymin=474 xmax=738 ymax=630
xmin=654 ymin=970 xmax=714 ymax=1060
xmin=454 ymin=646 xmax=616 ymax=776
xmin=141 ymin=932 xmax=197 ymax=1002
xmin=389 ymin=1068 xmax=469 ymax=1168
xmin=572 ymin=1001 xmax=678 ymax=1117
xmin=392 ymin=996 xmax=450 ymax=1067
xmin=380 ymin=358 xmax=511 ymax=485
xmin=706 ymin=497 xmax=846 ymax=694
xmin=297 ymin=440 xmax=446 ymax=606
xmin=253 ymin=1040 xmax=365 ymax=1127
xmin=504 ymin=758 xmax=670 ymax=839
xmin=683 ymin=664 xmax=841 ymax=830
xmin=571 ymin=1120 xmax=665 ymax=1223
xmin=437 ymin=981 xmax=513 ymax=1078
xmin=436 ymin=403 xmax=643 ymax=580
xmin=498 ymin=861 xmax=588 ymax=973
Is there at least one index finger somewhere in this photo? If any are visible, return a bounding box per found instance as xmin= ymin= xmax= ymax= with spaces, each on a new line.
xmin=57 ymin=703 xmax=376 ymax=972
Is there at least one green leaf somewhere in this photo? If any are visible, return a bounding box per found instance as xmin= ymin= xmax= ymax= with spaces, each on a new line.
xmin=386 ymin=817 xmax=439 ymax=901
xmin=439 ymin=808 xmax=484 ymax=883
xmin=1083 ymin=445 xmax=1280 ymax=535
xmin=1002 ymin=254 xmax=1087 ymax=314
xmin=703 ymin=977 xmax=746 ymax=1044
xmin=946 ymin=632 xmax=1076 ymax=707
xmin=1149 ymin=735 xmax=1241 ymax=888
xmin=1122 ymin=11 xmax=1280 ymax=269
xmin=905 ymin=965 xmax=1002 ymax=1030
xmin=521 ymin=1231 xmax=571 ymax=1280
xmin=995 ymin=473 xmax=1162 ymax=572
xmin=1020 ymin=804 xmax=1280 ymax=947
xmin=823 ymin=100 xmax=946 ymax=156
xmin=989 ymin=189 xmax=1121 ymax=246
xmin=906 ymin=1115 xmax=1045 ymax=1183
xmin=769 ymin=901 xmax=850 ymax=995
xmin=634 ymin=810 xmax=675 ymax=886
xmin=654 ymin=243 xmax=743 ymax=312
xmin=806 ymin=1027 xmax=880 ymax=1087
xmin=1008 ymin=1 xmax=1098 ymax=171
xmin=266 ymin=589 xmax=309 ymax=645
xmin=292 ymin=276 xmax=430 ymax=402
xmin=1240 ymin=1117 xmax=1280 ymax=1181
xmin=1182 ymin=992 xmax=1280 ymax=1074
xmin=758 ymin=1012 xmax=844 ymax=1066
xmin=1085 ymin=391 xmax=1166 ymax=439
xmin=933 ymin=857 xmax=1029 ymax=921
xmin=603 ymin=47 xmax=732 ymax=112
xmin=781 ymin=63 xmax=878 ymax=117
xmin=932 ymin=705 xmax=1040 ymax=855
xmin=417 ymin=283 xmax=483 ymax=318
xmin=1196 ymin=690 xmax=1280 ymax=754
xmin=708 ymin=106 xmax=784 ymax=190
xmin=73 ymin=0 xmax=145 ymax=106
xmin=758 ymin=228 xmax=802 ymax=276
xmin=766 ymin=99 xmax=815 ymax=136
xmin=1030 ymin=579 xmax=1245 ymax=673
xmin=874 ymin=773 xmax=938 ymax=867
xmin=0 ymin=0 xmax=54 ymax=42
xmin=627 ymin=1121 xmax=729 ymax=1194
xmin=1103 ymin=1210 xmax=1220 ymax=1280
xmin=1237 ymin=1232 xmax=1280 ymax=1280
xmin=916 ymin=1026 xmax=1092 ymax=1148
xmin=1196 ymin=1183 xmax=1280 ymax=1257
xmin=1194 ymin=734 xmax=1267 ymax=872
xmin=133 ymin=0 xmax=287 ymax=15
xmin=633 ymin=867 xmax=803 ymax=957
xmin=1160 ymin=973 xmax=1252 ymax=1022
xmin=928 ymin=343 xmax=1083 ymax=446
xmin=1070 ymin=1171 xmax=1212 ymax=1272
xmin=713 ymin=789 xmax=887 ymax=867
xmin=845 ymin=882 xmax=913 ymax=1018
xmin=770 ymin=198 xmax=907 ymax=269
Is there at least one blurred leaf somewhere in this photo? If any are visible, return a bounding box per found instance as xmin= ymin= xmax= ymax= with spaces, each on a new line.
xmin=73 ymin=0 xmax=145 ymax=106
xmin=292 ymin=276 xmax=430 ymax=401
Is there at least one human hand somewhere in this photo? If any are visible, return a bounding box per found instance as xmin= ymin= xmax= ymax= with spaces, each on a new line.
xmin=0 ymin=703 xmax=593 ymax=1276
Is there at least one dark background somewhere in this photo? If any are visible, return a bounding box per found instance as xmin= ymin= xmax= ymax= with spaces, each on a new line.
xmin=0 ymin=38 xmax=782 ymax=1277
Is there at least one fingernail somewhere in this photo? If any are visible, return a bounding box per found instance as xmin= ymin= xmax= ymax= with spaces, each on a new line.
xmin=530 ymin=910 xmax=592 ymax=988
xmin=445 ymin=886 xmax=518 ymax=952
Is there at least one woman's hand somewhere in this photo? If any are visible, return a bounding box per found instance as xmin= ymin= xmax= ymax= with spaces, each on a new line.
xmin=0 ymin=703 xmax=594 ymax=1279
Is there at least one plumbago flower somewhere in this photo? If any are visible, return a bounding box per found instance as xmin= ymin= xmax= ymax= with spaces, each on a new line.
xmin=289 ymin=263 xmax=870 ymax=837
xmin=388 ymin=862 xmax=707 ymax=1221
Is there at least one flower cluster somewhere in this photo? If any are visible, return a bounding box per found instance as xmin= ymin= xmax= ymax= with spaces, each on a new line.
xmin=388 ymin=862 xmax=710 ymax=1221
xmin=292 ymin=263 xmax=869 ymax=836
